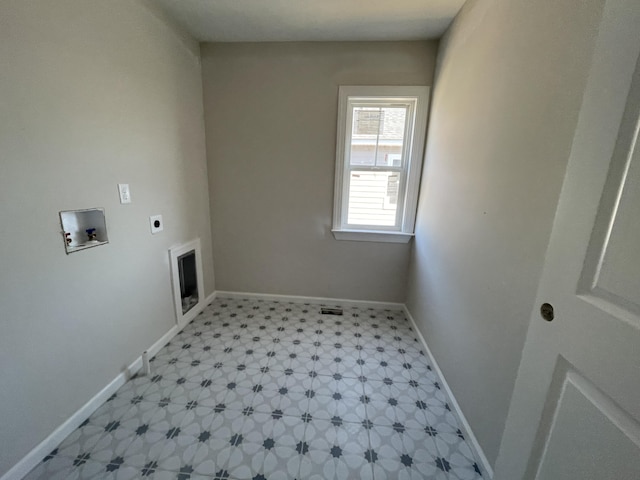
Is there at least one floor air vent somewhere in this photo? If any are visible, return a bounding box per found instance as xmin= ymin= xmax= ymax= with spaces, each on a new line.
xmin=321 ymin=307 xmax=343 ymax=316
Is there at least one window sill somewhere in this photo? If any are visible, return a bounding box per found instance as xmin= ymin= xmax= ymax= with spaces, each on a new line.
xmin=331 ymin=229 xmax=414 ymax=244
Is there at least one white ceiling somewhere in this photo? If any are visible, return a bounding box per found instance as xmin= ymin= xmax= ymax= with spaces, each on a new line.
xmin=153 ymin=0 xmax=466 ymax=42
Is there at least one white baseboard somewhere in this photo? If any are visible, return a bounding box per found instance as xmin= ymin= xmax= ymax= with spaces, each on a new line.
xmin=1 ymin=291 xmax=216 ymax=480
xmin=215 ymin=290 xmax=404 ymax=311
xmin=403 ymin=306 xmax=494 ymax=479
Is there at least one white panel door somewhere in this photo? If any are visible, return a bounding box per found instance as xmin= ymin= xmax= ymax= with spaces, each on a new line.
xmin=494 ymin=1 xmax=640 ymax=478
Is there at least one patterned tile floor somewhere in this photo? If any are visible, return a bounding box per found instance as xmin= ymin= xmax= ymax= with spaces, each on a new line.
xmin=25 ymin=298 xmax=484 ymax=480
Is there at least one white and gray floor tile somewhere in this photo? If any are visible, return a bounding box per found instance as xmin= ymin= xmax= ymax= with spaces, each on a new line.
xmin=24 ymin=298 xmax=484 ymax=480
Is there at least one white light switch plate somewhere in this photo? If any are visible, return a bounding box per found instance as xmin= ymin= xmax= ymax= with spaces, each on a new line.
xmin=149 ymin=215 xmax=163 ymax=234
xmin=118 ymin=184 xmax=131 ymax=204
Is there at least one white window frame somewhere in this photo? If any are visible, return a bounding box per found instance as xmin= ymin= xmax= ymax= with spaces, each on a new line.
xmin=332 ymin=86 xmax=430 ymax=243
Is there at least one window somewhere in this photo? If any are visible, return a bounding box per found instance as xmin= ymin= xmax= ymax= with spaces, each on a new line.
xmin=332 ymin=86 xmax=430 ymax=243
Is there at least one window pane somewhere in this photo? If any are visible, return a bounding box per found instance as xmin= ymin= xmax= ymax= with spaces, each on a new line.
xmin=347 ymin=170 xmax=399 ymax=227
xmin=354 ymin=108 xmax=384 ymax=135
xmin=376 ymin=107 xmax=406 ymax=167
xmin=350 ymin=107 xmax=381 ymax=166
xmin=349 ymin=106 xmax=407 ymax=167
xmin=350 ymin=143 xmax=377 ymax=167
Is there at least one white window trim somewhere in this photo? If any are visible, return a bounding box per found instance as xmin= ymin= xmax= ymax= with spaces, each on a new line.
xmin=332 ymin=86 xmax=430 ymax=243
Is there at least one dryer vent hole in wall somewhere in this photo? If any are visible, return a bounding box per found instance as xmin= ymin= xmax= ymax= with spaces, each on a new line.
xmin=178 ymin=250 xmax=199 ymax=314
xmin=321 ymin=307 xmax=343 ymax=315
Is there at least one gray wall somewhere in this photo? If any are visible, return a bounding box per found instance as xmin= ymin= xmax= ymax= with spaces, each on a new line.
xmin=0 ymin=0 xmax=214 ymax=475
xmin=405 ymin=0 xmax=603 ymax=467
xmin=201 ymin=42 xmax=437 ymax=302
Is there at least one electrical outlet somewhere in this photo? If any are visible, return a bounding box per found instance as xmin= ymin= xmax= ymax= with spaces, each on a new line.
xmin=118 ymin=184 xmax=131 ymax=204
xmin=149 ymin=215 xmax=163 ymax=234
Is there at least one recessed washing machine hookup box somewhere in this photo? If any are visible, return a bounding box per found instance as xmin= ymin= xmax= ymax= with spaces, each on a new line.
xmin=59 ymin=208 xmax=109 ymax=254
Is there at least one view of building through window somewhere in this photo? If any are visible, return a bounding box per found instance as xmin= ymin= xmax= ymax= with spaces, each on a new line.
xmin=347 ymin=106 xmax=407 ymax=226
